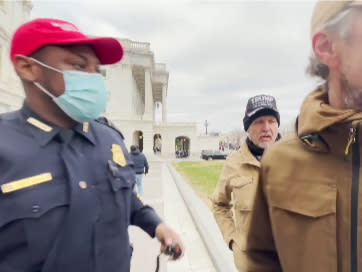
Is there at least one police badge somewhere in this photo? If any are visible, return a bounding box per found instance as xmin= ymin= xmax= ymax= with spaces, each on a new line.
xmin=111 ymin=144 xmax=127 ymax=167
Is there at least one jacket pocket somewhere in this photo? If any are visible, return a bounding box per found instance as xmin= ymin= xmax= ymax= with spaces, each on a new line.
xmin=107 ymin=160 xmax=135 ymax=192
xmin=0 ymin=182 xmax=69 ymax=268
xmin=106 ymin=161 xmax=136 ymax=225
xmin=230 ymin=176 xmax=256 ymax=211
xmin=0 ymin=183 xmax=68 ymax=228
xmin=230 ymin=176 xmax=256 ymax=244
xmin=267 ymin=182 xmax=337 ymax=272
xmin=269 ymin=183 xmax=336 ymax=217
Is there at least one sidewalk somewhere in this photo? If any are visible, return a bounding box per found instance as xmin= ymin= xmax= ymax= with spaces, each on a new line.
xmin=129 ymin=160 xmax=216 ymax=272
xmin=167 ymin=163 xmax=238 ymax=272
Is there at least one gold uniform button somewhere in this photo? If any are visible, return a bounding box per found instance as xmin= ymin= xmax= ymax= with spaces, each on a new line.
xmin=79 ymin=181 xmax=87 ymax=189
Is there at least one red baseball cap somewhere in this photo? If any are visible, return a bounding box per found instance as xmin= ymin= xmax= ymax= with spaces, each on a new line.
xmin=10 ymin=18 xmax=123 ymax=65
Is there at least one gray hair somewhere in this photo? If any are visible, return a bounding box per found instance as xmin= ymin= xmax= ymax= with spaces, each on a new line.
xmin=306 ymin=7 xmax=357 ymax=80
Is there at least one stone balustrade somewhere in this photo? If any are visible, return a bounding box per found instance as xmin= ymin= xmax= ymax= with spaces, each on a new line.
xmin=119 ymin=39 xmax=150 ymax=52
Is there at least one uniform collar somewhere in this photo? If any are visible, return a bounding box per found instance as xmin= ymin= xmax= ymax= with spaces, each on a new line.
xmin=21 ymin=103 xmax=60 ymax=146
xmin=73 ymin=122 xmax=96 ymax=145
xmin=21 ymin=103 xmax=96 ymax=146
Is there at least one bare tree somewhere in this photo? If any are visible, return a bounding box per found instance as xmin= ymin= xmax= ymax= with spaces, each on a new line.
xmin=225 ymin=128 xmax=246 ymax=149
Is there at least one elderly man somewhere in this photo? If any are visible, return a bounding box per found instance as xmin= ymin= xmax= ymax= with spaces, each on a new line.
xmin=211 ymin=94 xmax=280 ymax=271
xmin=0 ymin=18 xmax=183 ymax=272
xmin=243 ymin=1 xmax=362 ymax=272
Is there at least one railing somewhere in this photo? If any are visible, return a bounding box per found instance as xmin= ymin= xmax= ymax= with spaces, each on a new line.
xmin=119 ymin=39 xmax=150 ymax=52
xmin=131 ymin=41 xmax=150 ymax=50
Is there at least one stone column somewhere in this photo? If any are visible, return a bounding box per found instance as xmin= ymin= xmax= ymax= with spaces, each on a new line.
xmin=142 ymin=130 xmax=154 ymax=155
xmin=162 ymin=85 xmax=167 ymax=124
xmin=153 ymin=102 xmax=157 ymax=124
xmin=143 ymin=68 xmax=153 ymax=120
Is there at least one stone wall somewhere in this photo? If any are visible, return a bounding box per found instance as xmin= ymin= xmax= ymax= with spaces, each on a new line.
xmin=0 ymin=1 xmax=32 ymax=112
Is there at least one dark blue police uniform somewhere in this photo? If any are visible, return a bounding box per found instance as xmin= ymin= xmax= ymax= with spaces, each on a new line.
xmin=0 ymin=103 xmax=162 ymax=272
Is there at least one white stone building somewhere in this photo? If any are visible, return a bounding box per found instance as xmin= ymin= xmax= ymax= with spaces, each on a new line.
xmin=103 ymin=38 xmax=203 ymax=157
xmin=0 ymin=0 xmax=32 ymax=113
xmin=0 ymin=0 xmax=220 ymax=158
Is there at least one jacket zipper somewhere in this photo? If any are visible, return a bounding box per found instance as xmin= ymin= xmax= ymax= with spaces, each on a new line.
xmin=350 ymin=126 xmax=360 ymax=272
xmin=346 ymin=128 xmax=357 ymax=156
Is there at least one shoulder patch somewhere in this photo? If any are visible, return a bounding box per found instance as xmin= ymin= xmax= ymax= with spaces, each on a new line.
xmin=95 ymin=117 xmax=124 ymax=139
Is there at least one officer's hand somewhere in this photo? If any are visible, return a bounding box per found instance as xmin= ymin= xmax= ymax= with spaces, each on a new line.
xmin=155 ymin=223 xmax=185 ymax=260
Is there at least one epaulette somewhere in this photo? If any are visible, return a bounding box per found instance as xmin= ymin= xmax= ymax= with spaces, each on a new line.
xmin=95 ymin=117 xmax=125 ymax=139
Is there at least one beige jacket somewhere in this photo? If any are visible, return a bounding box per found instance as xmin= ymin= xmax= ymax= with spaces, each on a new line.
xmin=212 ymin=142 xmax=260 ymax=271
xmin=243 ymin=87 xmax=362 ymax=272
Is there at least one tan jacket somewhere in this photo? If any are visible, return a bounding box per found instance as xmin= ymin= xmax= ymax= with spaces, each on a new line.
xmin=243 ymin=87 xmax=362 ymax=272
xmin=212 ymin=142 xmax=260 ymax=271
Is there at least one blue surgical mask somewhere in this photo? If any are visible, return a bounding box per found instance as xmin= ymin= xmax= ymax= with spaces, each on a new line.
xmin=30 ymin=57 xmax=108 ymax=123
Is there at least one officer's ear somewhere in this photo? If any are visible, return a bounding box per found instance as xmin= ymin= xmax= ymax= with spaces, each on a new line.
xmin=12 ymin=55 xmax=42 ymax=82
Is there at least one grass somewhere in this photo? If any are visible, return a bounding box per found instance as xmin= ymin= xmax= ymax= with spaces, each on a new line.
xmin=172 ymin=160 xmax=225 ymax=208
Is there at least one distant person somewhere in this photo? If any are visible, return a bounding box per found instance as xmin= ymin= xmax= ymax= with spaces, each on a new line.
xmin=129 ymin=145 xmax=149 ymax=196
xmin=211 ymin=94 xmax=280 ymax=271
xmin=154 ymin=136 xmax=162 ymax=153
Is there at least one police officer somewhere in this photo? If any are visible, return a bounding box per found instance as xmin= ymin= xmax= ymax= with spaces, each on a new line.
xmin=0 ymin=18 xmax=183 ymax=271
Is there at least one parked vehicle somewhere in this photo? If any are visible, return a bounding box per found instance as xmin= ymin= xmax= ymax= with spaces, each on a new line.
xmin=201 ymin=150 xmax=228 ymax=160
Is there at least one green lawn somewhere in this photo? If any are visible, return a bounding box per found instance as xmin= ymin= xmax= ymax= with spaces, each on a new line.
xmin=173 ymin=160 xmax=225 ymax=207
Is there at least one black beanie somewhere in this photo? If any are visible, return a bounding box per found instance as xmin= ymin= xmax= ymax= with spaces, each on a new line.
xmin=243 ymin=94 xmax=280 ymax=131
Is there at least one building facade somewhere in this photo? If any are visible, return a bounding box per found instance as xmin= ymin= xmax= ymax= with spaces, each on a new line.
xmin=103 ymin=38 xmax=203 ymax=157
xmin=0 ymin=0 xmax=32 ymax=113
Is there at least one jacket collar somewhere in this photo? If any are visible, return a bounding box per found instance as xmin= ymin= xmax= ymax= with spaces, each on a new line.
xmin=131 ymin=150 xmax=140 ymax=155
xmin=239 ymin=142 xmax=260 ymax=168
xmin=21 ymin=103 xmax=96 ymax=146
xmin=297 ymin=86 xmax=362 ymax=155
xmin=298 ymin=86 xmax=362 ymax=136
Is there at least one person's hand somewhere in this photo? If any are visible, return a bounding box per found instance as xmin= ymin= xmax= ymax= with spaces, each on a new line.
xmin=155 ymin=223 xmax=185 ymax=260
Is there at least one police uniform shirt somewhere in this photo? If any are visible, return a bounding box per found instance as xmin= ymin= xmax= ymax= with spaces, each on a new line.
xmin=0 ymin=103 xmax=162 ymax=272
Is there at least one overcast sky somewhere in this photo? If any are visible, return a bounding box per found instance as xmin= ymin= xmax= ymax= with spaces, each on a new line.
xmin=31 ymin=0 xmax=319 ymax=134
